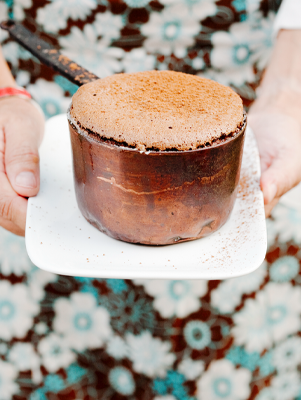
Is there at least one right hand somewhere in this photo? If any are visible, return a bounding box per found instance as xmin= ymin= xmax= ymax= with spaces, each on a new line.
xmin=248 ymin=109 xmax=301 ymax=217
xmin=0 ymin=96 xmax=44 ymax=236
xmin=248 ymin=29 xmax=301 ymax=216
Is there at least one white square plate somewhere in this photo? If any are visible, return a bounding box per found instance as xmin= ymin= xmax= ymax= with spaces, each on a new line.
xmin=26 ymin=114 xmax=266 ymax=279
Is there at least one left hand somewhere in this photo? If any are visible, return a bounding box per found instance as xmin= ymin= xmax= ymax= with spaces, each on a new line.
xmin=0 ymin=96 xmax=44 ymax=235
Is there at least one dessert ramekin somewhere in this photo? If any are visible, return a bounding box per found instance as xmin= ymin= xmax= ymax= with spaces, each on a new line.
xmin=68 ymin=111 xmax=246 ymax=245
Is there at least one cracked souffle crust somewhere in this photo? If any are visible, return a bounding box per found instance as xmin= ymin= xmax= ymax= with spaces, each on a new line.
xmin=70 ymin=70 xmax=244 ymax=151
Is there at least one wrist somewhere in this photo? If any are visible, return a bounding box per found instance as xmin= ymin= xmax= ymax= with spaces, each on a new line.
xmin=0 ymin=86 xmax=31 ymax=100
xmin=0 ymin=86 xmax=44 ymax=118
xmin=261 ymin=29 xmax=301 ymax=88
xmin=250 ymin=81 xmax=301 ymax=127
xmin=252 ymin=29 xmax=301 ymax=126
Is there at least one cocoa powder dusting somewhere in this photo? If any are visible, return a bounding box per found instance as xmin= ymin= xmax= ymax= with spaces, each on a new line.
xmin=70 ymin=71 xmax=244 ymax=151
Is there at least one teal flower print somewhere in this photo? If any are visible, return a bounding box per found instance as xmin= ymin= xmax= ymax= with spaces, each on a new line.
xmin=232 ymin=0 xmax=246 ymax=12
xmin=124 ymin=0 xmax=150 ymax=8
xmin=178 ymin=357 xmax=204 ymax=380
xmin=153 ymin=370 xmax=192 ymax=400
xmin=106 ymin=335 xmax=128 ymax=360
xmin=38 ymin=333 xmax=76 ymax=373
xmin=0 ymin=360 xmax=18 ymax=400
xmin=30 ymin=389 xmax=47 ymax=400
xmin=232 ymin=44 xmax=250 ymax=65
xmin=44 ymin=374 xmax=65 ymax=393
xmin=172 ymin=385 xmax=192 ymax=400
xmin=196 ymin=359 xmax=251 ymax=400
xmin=270 ymin=256 xmax=299 ymax=282
xmin=79 ymin=281 xmax=99 ymax=298
xmin=101 ymin=290 xmax=155 ymax=334
xmin=0 ymin=228 xmax=33 ymax=276
xmin=272 ymin=204 xmax=301 ymax=244
xmin=75 ymin=276 xmax=97 ymax=298
xmin=183 ymin=321 xmax=211 ymax=350
xmin=53 ymin=292 xmax=111 ymax=351
xmin=267 ymin=372 xmax=301 ymax=400
xmin=37 ymin=0 xmax=97 ymax=33
xmin=232 ymin=282 xmax=301 ymax=353
xmin=210 ymin=20 xmax=269 ymax=86
xmin=0 ymin=281 xmax=39 ymax=341
xmin=59 ymin=25 xmax=124 ymax=78
xmin=54 ymin=75 xmax=77 ymax=96
xmin=134 ymin=279 xmax=207 ymax=319
xmin=166 ymin=370 xmax=185 ymax=388
xmin=109 ymin=366 xmax=135 ymax=396
xmin=160 ymin=0 xmax=217 ymax=22
xmin=106 ymin=279 xmax=128 ymax=294
xmin=122 ymin=48 xmax=156 ymax=73
xmin=27 ymin=79 xmax=71 ymax=119
xmin=141 ymin=5 xmax=201 ymax=58
xmin=272 ymin=337 xmax=301 ymax=372
xmin=126 ymin=331 xmax=175 ymax=377
xmin=257 ymin=352 xmax=274 ymax=376
xmin=153 ymin=378 xmax=168 ymax=395
xmin=226 ymin=346 xmax=260 ymax=372
xmin=8 ymin=343 xmax=40 ymax=381
xmin=226 ymin=346 xmax=275 ymax=376
xmin=213 ymin=378 xmax=232 ymax=397
xmin=66 ymin=363 xmax=87 ymax=384
xmin=168 ymin=371 xmax=191 ymax=400
xmin=3 ymin=0 xmax=12 ymax=19
xmin=93 ymin=11 xmax=124 ymax=39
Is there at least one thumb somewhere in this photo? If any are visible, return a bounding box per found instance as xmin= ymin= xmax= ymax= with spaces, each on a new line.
xmin=260 ymin=152 xmax=301 ymax=205
xmin=4 ymin=104 xmax=44 ymax=198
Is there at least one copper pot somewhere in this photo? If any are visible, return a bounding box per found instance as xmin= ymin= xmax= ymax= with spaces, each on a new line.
xmin=68 ymin=115 xmax=246 ymax=245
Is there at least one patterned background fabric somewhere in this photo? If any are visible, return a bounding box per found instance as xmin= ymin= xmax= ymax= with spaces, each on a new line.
xmin=2 ymin=0 xmax=301 ymax=399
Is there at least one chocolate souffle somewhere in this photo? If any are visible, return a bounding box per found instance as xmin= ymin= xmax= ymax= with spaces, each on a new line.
xmin=69 ymin=71 xmax=244 ymax=151
xmin=68 ymin=71 xmax=246 ymax=245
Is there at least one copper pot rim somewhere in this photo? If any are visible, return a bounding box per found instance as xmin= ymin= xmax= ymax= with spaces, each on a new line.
xmin=67 ymin=107 xmax=247 ymax=156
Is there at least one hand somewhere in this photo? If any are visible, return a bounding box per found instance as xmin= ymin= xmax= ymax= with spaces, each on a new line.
xmin=248 ymin=88 xmax=301 ymax=217
xmin=0 ymin=96 xmax=44 ymax=235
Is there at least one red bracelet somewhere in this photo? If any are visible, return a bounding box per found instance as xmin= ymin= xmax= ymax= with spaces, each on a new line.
xmin=0 ymin=87 xmax=31 ymax=100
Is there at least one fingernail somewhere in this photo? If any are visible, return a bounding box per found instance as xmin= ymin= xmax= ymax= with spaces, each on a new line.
xmin=15 ymin=171 xmax=37 ymax=188
xmin=266 ymin=183 xmax=277 ymax=203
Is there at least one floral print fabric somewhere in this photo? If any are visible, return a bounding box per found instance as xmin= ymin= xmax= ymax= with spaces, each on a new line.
xmin=1 ymin=204 xmax=301 ymax=400
xmin=1 ymin=0 xmax=282 ymax=112
xmin=2 ymin=0 xmax=301 ymax=399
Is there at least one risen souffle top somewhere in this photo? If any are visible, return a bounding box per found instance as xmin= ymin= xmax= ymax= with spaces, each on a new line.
xmin=69 ymin=70 xmax=244 ymax=151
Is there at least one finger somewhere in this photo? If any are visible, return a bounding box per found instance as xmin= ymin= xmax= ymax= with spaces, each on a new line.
xmin=259 ymin=155 xmax=271 ymax=175
xmin=0 ymin=127 xmax=26 ymax=234
xmin=264 ymin=197 xmax=279 ymax=218
xmin=250 ymin=112 xmax=301 ymax=204
xmin=260 ymin=150 xmax=301 ymax=205
xmin=3 ymin=99 xmax=44 ymax=198
xmin=0 ymin=217 xmax=25 ymax=236
xmin=0 ymin=171 xmax=28 ymax=233
xmin=248 ymin=113 xmax=274 ymax=174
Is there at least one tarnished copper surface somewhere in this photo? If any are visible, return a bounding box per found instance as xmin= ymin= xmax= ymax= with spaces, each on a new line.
xmin=68 ymin=116 xmax=246 ymax=245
